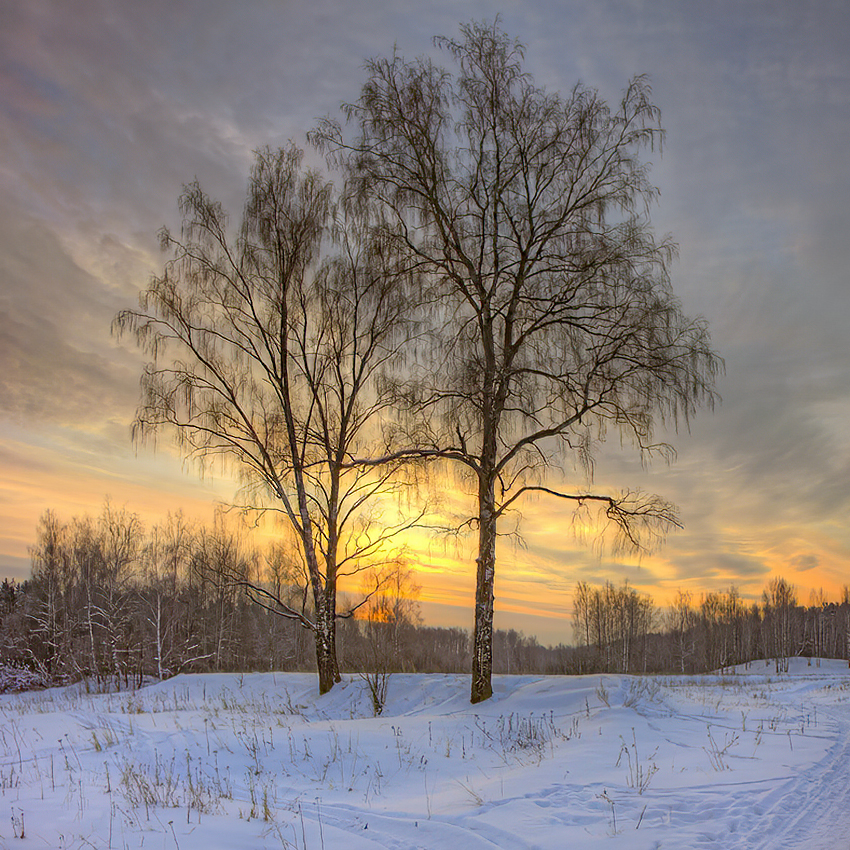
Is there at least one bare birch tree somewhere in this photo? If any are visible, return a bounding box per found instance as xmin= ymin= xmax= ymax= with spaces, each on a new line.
xmin=115 ymin=145 xmax=416 ymax=694
xmin=668 ymin=589 xmax=696 ymax=674
xmin=140 ymin=512 xmax=200 ymax=679
xmin=763 ymin=577 xmax=797 ymax=673
xmin=313 ymin=20 xmax=721 ymax=702
xmin=28 ymin=510 xmax=73 ymax=678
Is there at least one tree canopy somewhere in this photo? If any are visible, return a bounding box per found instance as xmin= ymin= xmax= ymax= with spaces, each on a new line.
xmin=118 ymin=21 xmax=720 ymax=701
xmin=313 ymin=21 xmax=721 ymax=701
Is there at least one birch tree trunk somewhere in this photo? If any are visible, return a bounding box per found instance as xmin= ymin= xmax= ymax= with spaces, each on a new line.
xmin=471 ymin=473 xmax=497 ymax=703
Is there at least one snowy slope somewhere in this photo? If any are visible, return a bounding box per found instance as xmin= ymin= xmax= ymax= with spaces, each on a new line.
xmin=1 ymin=659 xmax=849 ymax=848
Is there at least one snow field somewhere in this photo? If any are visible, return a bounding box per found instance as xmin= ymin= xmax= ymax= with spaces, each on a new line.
xmin=1 ymin=659 xmax=849 ymax=848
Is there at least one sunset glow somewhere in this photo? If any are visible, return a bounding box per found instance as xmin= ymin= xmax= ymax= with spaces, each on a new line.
xmin=2 ymin=1 xmax=849 ymax=644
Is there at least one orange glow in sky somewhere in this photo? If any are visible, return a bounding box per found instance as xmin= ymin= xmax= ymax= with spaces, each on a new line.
xmin=2 ymin=2 xmax=850 ymax=645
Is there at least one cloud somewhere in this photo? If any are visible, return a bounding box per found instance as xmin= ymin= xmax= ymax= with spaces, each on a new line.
xmin=0 ymin=204 xmax=141 ymax=428
xmin=1 ymin=0 xmax=850 ymax=635
xmin=791 ymin=554 xmax=820 ymax=572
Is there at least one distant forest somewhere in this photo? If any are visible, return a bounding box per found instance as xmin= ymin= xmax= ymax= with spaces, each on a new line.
xmin=1 ymin=502 xmax=848 ymax=690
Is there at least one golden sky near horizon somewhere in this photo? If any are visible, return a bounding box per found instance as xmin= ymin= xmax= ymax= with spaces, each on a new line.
xmin=2 ymin=0 xmax=850 ymax=644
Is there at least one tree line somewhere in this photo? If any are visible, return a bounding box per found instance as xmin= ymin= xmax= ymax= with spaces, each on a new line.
xmin=0 ymin=503 xmax=451 ymax=688
xmin=111 ymin=20 xmax=721 ymax=702
xmin=1 ymin=503 xmax=848 ymax=688
xmin=572 ymin=578 xmax=850 ymax=675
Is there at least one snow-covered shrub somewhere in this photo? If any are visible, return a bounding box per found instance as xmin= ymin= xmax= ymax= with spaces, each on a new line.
xmin=0 ymin=663 xmax=50 ymax=693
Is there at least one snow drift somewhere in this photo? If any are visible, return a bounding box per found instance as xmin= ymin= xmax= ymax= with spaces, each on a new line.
xmin=1 ymin=659 xmax=848 ymax=848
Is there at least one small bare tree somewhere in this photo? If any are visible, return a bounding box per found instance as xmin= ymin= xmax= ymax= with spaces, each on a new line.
xmin=115 ymin=145 xmax=417 ymax=694
xmin=353 ymin=561 xmax=422 ymax=714
xmin=314 ymin=20 xmax=721 ymax=702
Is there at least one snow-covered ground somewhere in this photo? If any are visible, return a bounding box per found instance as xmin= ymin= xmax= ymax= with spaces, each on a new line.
xmin=1 ymin=658 xmax=849 ymax=849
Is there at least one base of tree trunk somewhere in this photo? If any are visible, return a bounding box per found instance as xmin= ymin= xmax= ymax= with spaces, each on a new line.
xmin=470 ymin=676 xmax=493 ymax=704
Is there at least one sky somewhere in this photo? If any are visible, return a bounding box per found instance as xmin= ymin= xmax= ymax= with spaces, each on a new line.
xmin=1 ymin=0 xmax=849 ymax=645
